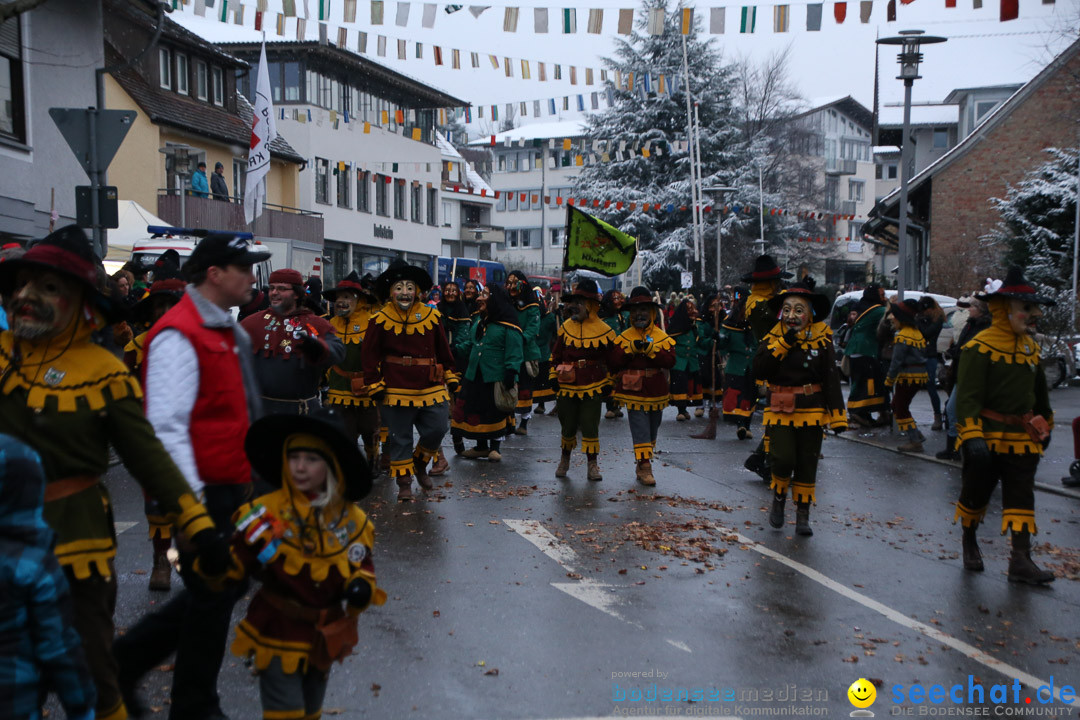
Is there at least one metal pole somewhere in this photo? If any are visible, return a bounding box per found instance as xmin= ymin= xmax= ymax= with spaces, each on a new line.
xmin=88 ymin=107 xmax=101 ymax=256
xmin=1072 ymin=144 xmax=1080 ymax=331
xmin=896 ymin=77 xmax=914 ymax=302
xmin=681 ymin=34 xmax=701 ymax=281
xmin=540 ymin=146 xmax=546 ymax=273
xmin=693 ymin=102 xmax=706 ymax=282
xmin=716 ymin=207 xmax=723 ymax=286
xmin=757 ymin=164 xmax=765 ymax=254
xmin=179 ymin=175 xmax=186 ymax=227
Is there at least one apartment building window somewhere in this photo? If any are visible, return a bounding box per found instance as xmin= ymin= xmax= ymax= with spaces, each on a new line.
xmin=375 ymin=175 xmax=388 ymax=216
xmin=887 ymin=164 xmax=897 ymax=180
xmin=519 ymin=228 xmax=536 ymax=248
xmin=336 ymin=163 xmax=351 ymax=209
xmin=442 ymin=200 xmax=452 ymax=225
xmin=357 ymin=171 xmax=370 ymax=212
xmin=232 ymin=159 xmax=246 ymax=203
xmin=848 ymin=180 xmax=864 ymax=202
xmin=933 ymin=128 xmax=949 ymax=149
xmin=411 ymin=184 xmax=423 ymax=223
xmin=212 ymin=67 xmax=224 ymax=105
xmin=507 ymin=153 xmax=518 ymax=172
xmin=393 ymin=180 xmax=405 ymax=219
xmin=496 ymin=194 xmax=506 ymax=211
xmin=519 ymin=191 xmax=531 ymax=211
xmin=507 ymin=192 xmax=518 ymax=211
xmin=315 ymin=158 xmax=330 ymax=205
xmin=498 ymin=155 xmax=506 ymax=172
xmin=194 ymin=61 xmax=208 ymax=101
xmin=159 ymin=47 xmax=172 ymax=89
xmin=176 ymin=53 xmax=189 ymax=95
xmin=849 ymin=221 xmax=864 ymax=240
xmin=550 ymin=228 xmax=564 ymax=247
xmin=0 ymin=17 xmax=26 ymax=144
xmin=824 ymin=177 xmax=839 ymax=211
xmin=427 ymin=188 xmax=438 ymax=225
xmin=505 ymin=229 xmax=518 ymax=248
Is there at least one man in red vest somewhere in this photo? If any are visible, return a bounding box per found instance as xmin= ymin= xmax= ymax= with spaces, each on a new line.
xmin=114 ymin=234 xmax=270 ymax=720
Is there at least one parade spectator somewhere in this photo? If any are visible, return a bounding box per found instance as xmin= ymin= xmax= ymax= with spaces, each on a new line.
xmin=455 ymin=283 xmax=523 ymax=461
xmin=886 ymin=300 xmax=929 ymax=453
xmin=114 ymin=233 xmax=270 ymax=720
xmin=240 ymin=269 xmax=344 ymax=415
xmin=917 ymin=295 xmax=946 ymax=430
xmin=191 ymin=161 xmax=210 ymax=199
xmin=954 ymin=269 xmax=1055 ymax=584
xmin=754 ymin=278 xmax=846 ymax=536
xmin=211 ymin=161 xmax=230 ymax=201
xmin=220 ymin=409 xmax=386 ymax=720
xmin=549 ymin=278 xmax=617 ymax=482
xmin=303 ymin=275 xmax=327 ymax=316
xmin=462 ymin=278 xmax=481 ymax=315
xmin=0 ymin=434 xmax=97 ymax=720
xmin=0 ymin=225 xmax=226 ymax=720
xmin=610 ymin=287 xmax=676 ymax=486
xmin=111 ymin=268 xmax=137 ymax=307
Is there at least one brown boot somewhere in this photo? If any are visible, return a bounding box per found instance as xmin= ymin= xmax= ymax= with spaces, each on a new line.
xmin=555 ymin=451 xmax=571 ymax=478
xmin=586 ymin=453 xmax=602 ymax=481
xmin=931 ymin=413 xmax=943 ymax=431
xmin=414 ymin=457 xmax=433 ymax=490
xmin=962 ymin=524 xmax=984 ymax=572
xmin=636 ymin=460 xmax=655 ymax=486
xmin=1007 ymin=531 xmax=1054 ymax=584
xmin=429 ymin=452 xmax=449 ymax=477
xmin=396 ymin=475 xmax=414 ymax=502
xmin=149 ymin=551 xmax=172 ymax=592
xmin=795 ymin=502 xmax=813 ymax=536
xmin=768 ymin=493 xmax=786 ymax=529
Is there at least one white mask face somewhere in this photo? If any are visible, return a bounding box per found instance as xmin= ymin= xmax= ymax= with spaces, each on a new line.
xmin=391 ymin=280 xmax=416 ymax=311
xmin=781 ymin=297 xmax=812 ymax=333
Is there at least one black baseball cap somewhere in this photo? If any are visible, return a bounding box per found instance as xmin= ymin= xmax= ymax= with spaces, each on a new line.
xmin=184 ymin=234 xmax=272 ymax=275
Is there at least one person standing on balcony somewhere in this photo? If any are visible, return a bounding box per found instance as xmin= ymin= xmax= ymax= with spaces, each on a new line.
xmin=191 ymin=161 xmax=210 ymax=199
xmin=211 ymin=162 xmax=230 ymax=201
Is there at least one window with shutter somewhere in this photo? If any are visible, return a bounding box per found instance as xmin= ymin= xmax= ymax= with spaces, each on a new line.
xmin=0 ymin=17 xmax=25 ymax=143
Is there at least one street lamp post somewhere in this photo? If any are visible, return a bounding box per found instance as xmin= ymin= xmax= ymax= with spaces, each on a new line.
xmin=160 ymin=144 xmax=194 ymax=227
xmin=704 ymin=186 xmax=736 ymax=287
xmin=876 ymin=30 xmax=946 ymax=302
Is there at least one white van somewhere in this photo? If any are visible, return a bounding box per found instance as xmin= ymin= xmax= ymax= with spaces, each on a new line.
xmin=831 ymin=289 xmax=959 ymax=356
xmin=131 ymin=227 xmax=276 ymax=288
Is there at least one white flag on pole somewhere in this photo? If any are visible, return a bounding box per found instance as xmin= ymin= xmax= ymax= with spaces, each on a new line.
xmin=245 ymin=41 xmax=278 ymax=225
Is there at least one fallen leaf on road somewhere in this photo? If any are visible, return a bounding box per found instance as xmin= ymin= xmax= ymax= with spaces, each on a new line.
xmin=842 ymin=655 xmax=858 ymax=663
xmin=484 ymin=668 xmax=500 ymax=676
xmin=433 ymin=610 xmax=440 ymax=617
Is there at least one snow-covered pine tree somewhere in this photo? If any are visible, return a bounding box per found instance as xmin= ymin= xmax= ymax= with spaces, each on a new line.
xmin=572 ymin=0 xmax=810 ymax=290
xmin=988 ymin=146 xmax=1079 ymax=335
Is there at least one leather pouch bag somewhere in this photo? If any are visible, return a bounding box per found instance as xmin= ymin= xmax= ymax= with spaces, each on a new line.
xmin=621 ymin=370 xmax=644 ymax=392
xmin=429 ymin=363 xmax=445 ymax=384
xmin=350 ymin=378 xmax=366 ymax=395
xmin=556 ymin=363 xmax=576 ymax=384
xmin=769 ymin=391 xmax=796 ymax=414
xmin=525 ymin=360 xmax=540 ymax=378
xmin=310 ymin=614 xmax=359 ymax=672
xmin=494 ymin=381 xmax=519 ymax=413
xmin=1023 ymin=414 xmax=1051 ymax=443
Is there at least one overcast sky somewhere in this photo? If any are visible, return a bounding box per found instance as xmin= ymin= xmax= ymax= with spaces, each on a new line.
xmin=174 ymin=0 xmax=1079 ymax=132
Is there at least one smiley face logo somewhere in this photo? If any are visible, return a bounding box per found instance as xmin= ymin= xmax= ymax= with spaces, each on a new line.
xmin=848 ymin=678 xmax=876 ymax=709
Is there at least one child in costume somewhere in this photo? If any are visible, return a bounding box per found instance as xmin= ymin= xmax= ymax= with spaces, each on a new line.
xmin=885 ymin=299 xmax=929 ymax=453
xmin=215 ymin=408 xmax=386 ymax=720
xmin=715 ymin=287 xmax=757 ymax=440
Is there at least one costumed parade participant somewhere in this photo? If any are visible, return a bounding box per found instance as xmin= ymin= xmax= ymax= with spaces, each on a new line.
xmin=884 ymin=299 xmax=929 ymax=453
xmin=610 ymin=287 xmax=676 ymax=486
xmin=507 ymin=270 xmax=541 ymax=435
xmin=453 ymin=283 xmax=524 ymax=461
xmin=220 ymin=408 xmax=386 ymax=720
xmin=753 ymin=277 xmax=846 ymax=537
xmin=361 ymin=260 xmax=458 ymax=501
xmin=741 ymin=255 xmax=793 ymax=481
xmin=667 ymin=299 xmax=708 ymax=421
xmin=325 ymin=271 xmax=382 ymax=468
xmin=462 ymin=278 xmax=481 ymax=315
xmin=694 ymin=292 xmax=724 ymax=419
xmin=714 ymin=287 xmax=757 ymax=439
xmin=532 ymin=288 xmax=558 ymax=415
xmin=600 ymin=289 xmax=628 ymax=419
xmin=843 ymin=286 xmax=889 ymax=428
xmin=123 ymin=262 xmax=188 ymax=592
xmin=549 ymin=279 xmax=617 ymax=482
xmin=0 ymin=226 xmax=226 ymax=720
xmin=241 ymin=268 xmax=344 ymax=415
xmin=438 ymin=279 xmax=474 ymax=456
xmin=954 ymin=269 xmax=1055 ymax=585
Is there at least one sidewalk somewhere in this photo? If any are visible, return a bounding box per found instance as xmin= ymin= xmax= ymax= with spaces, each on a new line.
xmin=837 ymin=382 xmax=1080 ymax=500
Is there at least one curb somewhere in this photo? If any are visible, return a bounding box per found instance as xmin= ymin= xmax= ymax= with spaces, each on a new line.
xmin=835 ymin=432 xmax=1080 ymax=500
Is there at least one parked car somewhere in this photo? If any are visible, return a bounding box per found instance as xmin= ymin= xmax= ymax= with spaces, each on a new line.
xmin=830 ymin=290 xmax=958 ymax=356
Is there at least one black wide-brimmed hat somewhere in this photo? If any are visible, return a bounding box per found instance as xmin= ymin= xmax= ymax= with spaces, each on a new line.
xmin=624 ymin=285 xmax=660 ymax=309
xmin=0 ymin=225 xmax=124 ymax=321
xmin=740 ymin=254 xmax=794 ymax=283
xmin=568 ymin=277 xmax=602 ymax=302
xmin=888 ymin=298 xmax=921 ymax=325
xmin=245 ymin=407 xmax=372 ymax=502
xmin=975 ymin=267 xmax=1056 ymax=306
xmin=376 ymin=259 xmax=433 ymax=298
xmin=767 ymin=276 xmax=831 ymax=321
xmin=324 ymin=270 xmax=376 ymax=302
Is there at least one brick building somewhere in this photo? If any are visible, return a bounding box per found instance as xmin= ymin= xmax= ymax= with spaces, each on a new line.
xmin=866 ymin=38 xmax=1080 ymax=297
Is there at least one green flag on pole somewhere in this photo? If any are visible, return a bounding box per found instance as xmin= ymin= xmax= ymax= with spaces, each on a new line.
xmin=563 ymin=206 xmax=638 ymax=277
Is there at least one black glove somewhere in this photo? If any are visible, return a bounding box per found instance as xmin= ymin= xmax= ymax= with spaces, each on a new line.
xmin=369 ymin=389 xmax=386 ymax=404
xmin=503 ymin=370 xmax=517 ymax=386
xmin=962 ymin=438 xmax=991 ymax=470
xmin=833 ymin=427 xmax=846 ymax=436
xmin=345 ymin=578 xmax=373 ymax=609
xmin=191 ymin=528 xmax=231 ymax=577
xmin=782 ymin=329 xmax=799 ymax=346
xmin=1042 ymin=434 xmax=1051 ymax=450
xmin=633 ymin=339 xmax=648 ymax=353
xmin=550 ymin=378 xmax=560 ymax=394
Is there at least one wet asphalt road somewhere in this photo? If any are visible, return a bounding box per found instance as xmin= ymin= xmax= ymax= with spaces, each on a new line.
xmin=102 ymin=388 xmax=1080 ymax=720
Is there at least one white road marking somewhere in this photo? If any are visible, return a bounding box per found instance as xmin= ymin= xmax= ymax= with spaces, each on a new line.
xmin=502 ymin=518 xmax=579 ymax=572
xmin=665 ymin=639 xmax=692 ymax=653
xmin=550 ymin=581 xmax=640 ymax=627
xmin=114 ymin=521 xmax=138 ymax=534
xmin=728 ymin=527 xmax=1078 ymax=707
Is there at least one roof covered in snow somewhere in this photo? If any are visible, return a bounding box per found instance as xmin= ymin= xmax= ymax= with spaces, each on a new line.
xmin=436 ymin=132 xmax=494 ymax=197
xmin=468 ymin=120 xmax=588 ymax=146
xmin=878 ymin=104 xmax=958 ymax=127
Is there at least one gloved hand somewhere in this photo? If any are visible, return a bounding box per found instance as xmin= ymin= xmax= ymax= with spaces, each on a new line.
xmin=633 ymin=339 xmax=649 ymax=353
xmin=962 ymin=437 xmax=991 ymax=470
xmin=503 ymin=370 xmax=517 ymax=386
xmin=345 ymin=578 xmax=373 ymax=609
xmin=369 ymin=389 xmax=386 ymax=404
xmin=191 ymin=528 xmax=232 ymax=577
xmin=296 ymin=328 xmax=321 ymax=352
xmin=550 ymin=378 xmax=560 ymax=394
xmin=782 ymin=329 xmax=799 ymax=346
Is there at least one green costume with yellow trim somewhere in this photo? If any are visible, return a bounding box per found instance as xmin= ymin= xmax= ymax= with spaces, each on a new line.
xmin=549 ymin=312 xmax=617 ymax=455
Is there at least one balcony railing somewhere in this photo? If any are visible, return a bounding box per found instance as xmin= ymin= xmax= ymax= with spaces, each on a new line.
xmin=825 ymin=158 xmax=858 ymax=175
xmin=461 ymin=223 xmax=504 ymax=245
xmin=157 ymin=190 xmax=324 ymax=246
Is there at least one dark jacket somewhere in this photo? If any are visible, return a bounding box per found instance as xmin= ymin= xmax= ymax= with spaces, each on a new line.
xmin=211 ymin=171 xmax=230 ymax=201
